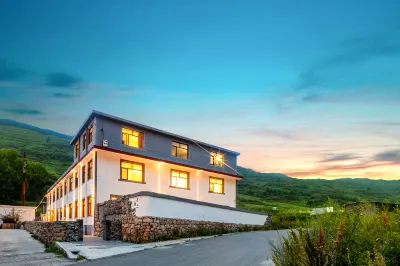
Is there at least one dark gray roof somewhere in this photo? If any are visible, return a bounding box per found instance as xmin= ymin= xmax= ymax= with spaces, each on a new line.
xmin=70 ymin=110 xmax=240 ymax=156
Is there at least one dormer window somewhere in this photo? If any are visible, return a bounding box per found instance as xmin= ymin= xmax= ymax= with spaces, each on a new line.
xmin=122 ymin=128 xmax=144 ymax=148
xmin=82 ymin=134 xmax=87 ymax=150
xmin=210 ymin=152 xmax=224 ymax=167
xmin=172 ymin=141 xmax=188 ymax=159
xmin=88 ymin=126 xmax=93 ymax=144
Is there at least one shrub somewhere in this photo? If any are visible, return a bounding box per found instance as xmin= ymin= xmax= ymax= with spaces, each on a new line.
xmin=0 ymin=208 xmax=21 ymax=223
xmin=272 ymin=203 xmax=400 ymax=266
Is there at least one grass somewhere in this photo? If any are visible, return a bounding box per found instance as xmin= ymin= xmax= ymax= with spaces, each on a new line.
xmin=271 ymin=201 xmax=400 ymax=265
xmin=45 ymin=243 xmax=67 ymax=257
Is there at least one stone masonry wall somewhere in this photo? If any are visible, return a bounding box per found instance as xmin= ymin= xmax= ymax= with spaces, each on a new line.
xmin=24 ymin=220 xmax=83 ymax=245
xmin=93 ymin=195 xmax=136 ymax=238
xmin=121 ymin=215 xmax=269 ymax=244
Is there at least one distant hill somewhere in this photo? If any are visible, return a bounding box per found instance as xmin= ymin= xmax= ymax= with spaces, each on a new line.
xmin=1 ymin=119 xmax=399 ymax=213
xmin=237 ymin=166 xmax=400 ymax=213
xmin=0 ymin=119 xmax=73 ymax=176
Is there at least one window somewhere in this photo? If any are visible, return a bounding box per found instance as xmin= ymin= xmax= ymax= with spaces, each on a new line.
xmin=63 ymin=205 xmax=66 ymax=219
xmin=122 ymin=127 xmax=144 ymax=148
xmin=172 ymin=141 xmax=188 ymax=159
xmin=210 ymin=152 xmax=224 ymax=167
xmin=87 ymin=196 xmax=92 ymax=216
xmin=82 ymin=165 xmax=86 ymax=183
xmin=53 ymin=191 xmax=55 ymax=202
xmin=82 ymin=198 xmax=85 ymax=217
xmin=88 ymin=160 xmax=93 ymax=180
xmin=120 ymin=161 xmax=144 ymax=183
xmin=82 ymin=134 xmax=87 ymax=150
xmin=88 ymin=126 xmax=93 ymax=144
xmin=75 ymin=142 xmax=79 ymax=158
xmin=69 ymin=203 xmax=73 ymax=218
xmin=75 ymin=172 xmax=79 ymax=188
xmin=56 ymin=187 xmax=59 ymax=200
xmin=64 ymin=181 xmax=67 ymax=195
xmin=69 ymin=175 xmax=73 ymax=192
xmin=60 ymin=208 xmax=63 ymax=220
xmin=170 ymin=170 xmax=189 ymax=189
xmin=110 ymin=195 xmax=121 ymax=200
xmin=209 ymin=177 xmax=224 ymax=194
xmin=75 ymin=201 xmax=78 ymax=218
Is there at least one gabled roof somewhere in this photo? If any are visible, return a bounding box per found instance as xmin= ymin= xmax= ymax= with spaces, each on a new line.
xmin=70 ymin=110 xmax=240 ymax=156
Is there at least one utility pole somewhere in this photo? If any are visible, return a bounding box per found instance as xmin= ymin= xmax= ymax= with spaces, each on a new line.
xmin=22 ymin=152 xmax=27 ymax=206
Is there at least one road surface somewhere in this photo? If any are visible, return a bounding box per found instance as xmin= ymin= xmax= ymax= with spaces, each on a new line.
xmin=79 ymin=230 xmax=288 ymax=266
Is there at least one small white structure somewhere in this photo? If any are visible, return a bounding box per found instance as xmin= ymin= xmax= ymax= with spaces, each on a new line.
xmin=0 ymin=205 xmax=36 ymax=226
xmin=310 ymin=207 xmax=333 ymax=216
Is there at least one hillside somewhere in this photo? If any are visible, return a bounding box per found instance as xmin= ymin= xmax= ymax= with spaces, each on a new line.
xmin=1 ymin=119 xmax=399 ymax=212
xmin=0 ymin=119 xmax=73 ymax=176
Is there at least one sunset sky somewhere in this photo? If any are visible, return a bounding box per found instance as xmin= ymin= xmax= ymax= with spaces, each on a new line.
xmin=0 ymin=1 xmax=399 ymax=180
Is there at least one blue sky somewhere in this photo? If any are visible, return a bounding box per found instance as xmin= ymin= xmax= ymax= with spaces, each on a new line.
xmin=1 ymin=0 xmax=399 ymax=179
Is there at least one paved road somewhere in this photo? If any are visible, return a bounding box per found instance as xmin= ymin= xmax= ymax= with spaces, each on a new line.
xmin=80 ymin=230 xmax=288 ymax=266
xmin=0 ymin=229 xmax=72 ymax=266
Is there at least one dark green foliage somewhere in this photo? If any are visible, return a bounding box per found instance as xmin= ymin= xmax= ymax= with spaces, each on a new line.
xmin=272 ymin=204 xmax=400 ymax=266
xmin=0 ymin=149 xmax=57 ymax=205
xmin=44 ymin=243 xmax=67 ymax=257
xmin=0 ymin=121 xmax=72 ymax=176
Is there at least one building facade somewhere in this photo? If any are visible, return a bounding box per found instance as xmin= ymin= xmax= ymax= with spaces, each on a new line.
xmin=45 ymin=111 xmax=243 ymax=234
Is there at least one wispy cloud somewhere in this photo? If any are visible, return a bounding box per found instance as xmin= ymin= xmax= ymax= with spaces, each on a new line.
xmin=51 ymin=92 xmax=76 ymax=99
xmin=298 ymin=27 xmax=400 ymax=89
xmin=1 ymin=108 xmax=44 ymax=116
xmin=0 ymin=59 xmax=29 ymax=82
xmin=374 ymin=149 xmax=400 ymax=162
xmin=46 ymin=73 xmax=82 ymax=88
xmin=319 ymin=153 xmax=360 ymax=163
xmin=251 ymin=128 xmax=300 ymax=141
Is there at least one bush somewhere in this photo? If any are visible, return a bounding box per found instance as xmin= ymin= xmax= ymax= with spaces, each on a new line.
xmin=0 ymin=208 xmax=21 ymax=223
xmin=271 ymin=203 xmax=400 ymax=266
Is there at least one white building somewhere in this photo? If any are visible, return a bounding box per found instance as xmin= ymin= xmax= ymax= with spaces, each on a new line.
xmin=45 ymin=111 xmax=268 ymax=234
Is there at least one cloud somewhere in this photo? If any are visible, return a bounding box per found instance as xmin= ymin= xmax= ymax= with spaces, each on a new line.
xmin=51 ymin=92 xmax=76 ymax=99
xmin=0 ymin=60 xmax=28 ymax=82
xmin=1 ymin=108 xmax=44 ymax=116
xmin=374 ymin=149 xmax=400 ymax=162
xmin=298 ymin=28 xmax=400 ymax=89
xmin=46 ymin=73 xmax=81 ymax=88
xmin=319 ymin=153 xmax=360 ymax=163
xmin=251 ymin=128 xmax=300 ymax=141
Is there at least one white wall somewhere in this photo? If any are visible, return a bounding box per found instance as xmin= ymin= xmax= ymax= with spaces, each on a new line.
xmin=0 ymin=205 xmax=36 ymax=225
xmin=132 ymin=195 xmax=268 ymax=225
xmin=96 ymin=150 xmax=238 ymax=207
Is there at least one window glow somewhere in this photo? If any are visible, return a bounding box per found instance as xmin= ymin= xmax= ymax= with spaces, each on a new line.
xmin=210 ymin=152 xmax=224 ymax=167
xmin=172 ymin=141 xmax=188 ymax=159
xmin=121 ymin=161 xmax=144 ymax=182
xmin=171 ymin=170 xmax=189 ymax=189
xmin=209 ymin=177 xmax=224 ymax=194
xmin=122 ymin=127 xmax=144 ymax=148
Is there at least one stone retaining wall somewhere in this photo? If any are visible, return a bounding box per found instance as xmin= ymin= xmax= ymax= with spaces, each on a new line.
xmin=121 ymin=215 xmax=268 ymax=244
xmin=24 ymin=220 xmax=83 ymax=245
xmin=94 ymin=195 xmax=136 ymax=238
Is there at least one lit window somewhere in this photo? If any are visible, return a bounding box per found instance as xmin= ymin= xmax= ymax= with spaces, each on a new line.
xmin=63 ymin=206 xmax=66 ymax=219
xmin=209 ymin=177 xmax=224 ymax=194
xmin=82 ymin=165 xmax=86 ymax=183
xmin=120 ymin=161 xmax=144 ymax=183
xmin=122 ymin=128 xmax=144 ymax=148
xmin=69 ymin=175 xmax=73 ymax=192
xmin=88 ymin=126 xmax=93 ymax=144
xmin=82 ymin=134 xmax=87 ymax=150
xmin=171 ymin=170 xmax=189 ymax=189
xmin=87 ymin=196 xmax=92 ymax=216
xmin=75 ymin=142 xmax=79 ymax=158
xmin=210 ymin=152 xmax=224 ymax=167
xmin=69 ymin=203 xmax=73 ymax=218
xmin=60 ymin=208 xmax=63 ymax=220
xmin=88 ymin=160 xmax=93 ymax=180
xmin=64 ymin=181 xmax=67 ymax=195
xmin=60 ymin=185 xmax=63 ymax=197
xmin=110 ymin=195 xmax=121 ymax=200
xmin=75 ymin=201 xmax=78 ymax=218
xmin=82 ymin=199 xmax=85 ymax=217
xmin=172 ymin=141 xmax=188 ymax=159
xmin=75 ymin=172 xmax=79 ymax=188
